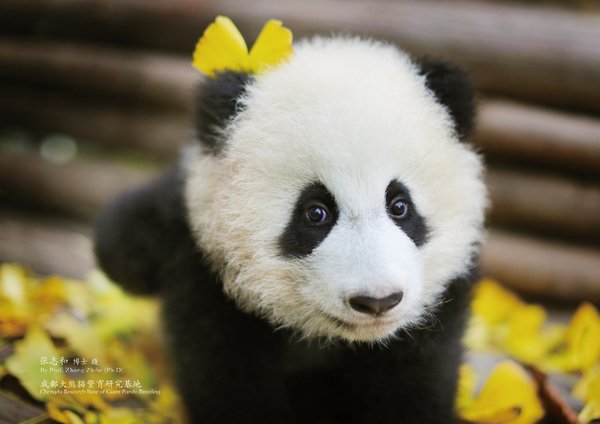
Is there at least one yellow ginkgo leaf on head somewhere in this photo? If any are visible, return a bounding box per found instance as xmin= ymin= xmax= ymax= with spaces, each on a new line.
xmin=459 ymin=360 xmax=544 ymax=424
xmin=249 ymin=19 xmax=293 ymax=74
xmin=192 ymin=16 xmax=293 ymax=77
xmin=192 ymin=16 xmax=248 ymax=76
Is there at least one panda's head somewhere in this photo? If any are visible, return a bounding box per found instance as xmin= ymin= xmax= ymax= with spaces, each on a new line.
xmin=184 ymin=37 xmax=486 ymax=343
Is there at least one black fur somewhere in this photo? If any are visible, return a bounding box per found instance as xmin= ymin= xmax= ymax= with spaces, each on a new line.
xmin=385 ymin=179 xmax=429 ymax=247
xmin=195 ymin=71 xmax=251 ymax=154
xmin=279 ymin=182 xmax=339 ymax=258
xmin=94 ymin=168 xmax=191 ymax=295
xmin=95 ymin=169 xmax=477 ymax=423
xmin=419 ymin=59 xmax=476 ymax=140
xmin=161 ymin=243 xmax=293 ymax=423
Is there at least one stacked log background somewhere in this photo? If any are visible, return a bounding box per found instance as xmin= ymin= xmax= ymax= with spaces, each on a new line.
xmin=0 ymin=0 xmax=599 ymax=304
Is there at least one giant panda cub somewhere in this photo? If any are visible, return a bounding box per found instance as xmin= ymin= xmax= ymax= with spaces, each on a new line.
xmin=95 ymin=34 xmax=486 ymax=423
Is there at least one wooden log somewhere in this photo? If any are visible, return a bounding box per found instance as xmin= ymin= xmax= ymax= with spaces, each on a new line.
xmin=486 ymin=168 xmax=600 ymax=242
xmin=481 ymin=231 xmax=600 ymax=303
xmin=1 ymin=0 xmax=600 ymax=112
xmin=478 ymin=100 xmax=600 ymax=174
xmin=0 ymin=85 xmax=189 ymax=159
xmin=0 ymin=211 xmax=94 ymax=279
xmin=0 ymin=393 xmax=49 ymax=424
xmin=0 ymin=39 xmax=196 ymax=112
xmin=0 ymin=151 xmax=156 ymax=218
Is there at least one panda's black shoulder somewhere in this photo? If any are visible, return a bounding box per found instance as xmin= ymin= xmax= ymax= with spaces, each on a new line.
xmin=94 ymin=168 xmax=206 ymax=295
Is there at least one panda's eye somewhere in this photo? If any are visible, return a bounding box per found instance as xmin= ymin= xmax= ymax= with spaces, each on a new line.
xmin=305 ymin=203 xmax=331 ymax=225
xmin=388 ymin=197 xmax=409 ymax=219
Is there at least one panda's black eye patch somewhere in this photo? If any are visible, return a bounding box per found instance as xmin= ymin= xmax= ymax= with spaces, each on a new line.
xmin=279 ymin=183 xmax=338 ymax=258
xmin=386 ymin=180 xmax=429 ymax=247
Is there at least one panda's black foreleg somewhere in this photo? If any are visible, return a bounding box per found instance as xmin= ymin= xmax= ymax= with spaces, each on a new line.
xmin=343 ymin=277 xmax=473 ymax=424
xmin=161 ymin=252 xmax=294 ymax=424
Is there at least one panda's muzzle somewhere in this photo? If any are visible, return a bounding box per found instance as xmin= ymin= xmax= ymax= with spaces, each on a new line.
xmin=348 ymin=292 xmax=403 ymax=317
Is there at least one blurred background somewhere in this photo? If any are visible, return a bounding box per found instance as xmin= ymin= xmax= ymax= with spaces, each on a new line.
xmin=1 ymin=0 xmax=598 ymax=305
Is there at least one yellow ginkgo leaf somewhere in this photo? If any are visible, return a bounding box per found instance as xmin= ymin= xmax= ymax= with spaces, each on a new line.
xmin=148 ymin=383 xmax=184 ymax=421
xmin=502 ymin=305 xmax=549 ymax=364
xmin=0 ymin=263 xmax=28 ymax=305
xmin=84 ymin=411 xmax=100 ymax=424
xmin=545 ymin=303 xmax=600 ymax=372
xmin=73 ymin=391 xmax=110 ymax=412
xmin=192 ymin=16 xmax=249 ymax=76
xmin=457 ymin=363 xmax=478 ymax=410
xmin=0 ymin=264 xmax=32 ymax=336
xmin=574 ymin=364 xmax=600 ymax=423
xmin=86 ymin=270 xmax=159 ymax=339
xmin=192 ymin=16 xmax=293 ymax=77
xmin=575 ymin=367 xmax=600 ymax=424
xmin=46 ymin=396 xmax=92 ymax=424
xmin=107 ymin=339 xmax=157 ymax=391
xmin=566 ymin=303 xmax=600 ymax=370
xmin=249 ymin=19 xmax=293 ymax=73
xmin=471 ymin=279 xmax=523 ymax=326
xmin=5 ymin=324 xmax=63 ymax=401
xmin=464 ymin=408 xmax=522 ymax=424
xmin=29 ymin=276 xmax=69 ymax=315
xmin=459 ymin=361 xmax=544 ymax=424
xmin=64 ymin=410 xmax=86 ymax=424
xmin=578 ymin=402 xmax=600 ymax=424
xmin=99 ymin=407 xmax=141 ymax=424
xmin=573 ymin=365 xmax=600 ymax=403
xmin=46 ymin=313 xmax=107 ymax=364
xmin=47 ymin=401 xmax=71 ymax=424
xmin=464 ymin=315 xmax=492 ymax=350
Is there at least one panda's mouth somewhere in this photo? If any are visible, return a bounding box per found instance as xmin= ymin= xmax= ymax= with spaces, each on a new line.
xmin=321 ymin=312 xmax=354 ymax=330
xmin=321 ymin=311 xmax=397 ymax=332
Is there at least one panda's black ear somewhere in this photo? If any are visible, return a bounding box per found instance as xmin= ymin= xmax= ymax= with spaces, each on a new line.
xmin=195 ymin=71 xmax=252 ymax=154
xmin=418 ymin=59 xmax=476 ymax=141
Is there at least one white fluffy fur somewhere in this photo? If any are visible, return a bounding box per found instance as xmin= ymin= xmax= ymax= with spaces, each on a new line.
xmin=184 ymin=37 xmax=487 ymax=342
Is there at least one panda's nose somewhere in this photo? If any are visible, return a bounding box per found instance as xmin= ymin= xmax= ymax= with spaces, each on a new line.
xmin=348 ymin=292 xmax=403 ymax=316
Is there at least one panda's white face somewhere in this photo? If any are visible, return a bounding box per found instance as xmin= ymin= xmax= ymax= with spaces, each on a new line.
xmin=184 ymin=37 xmax=486 ymax=343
